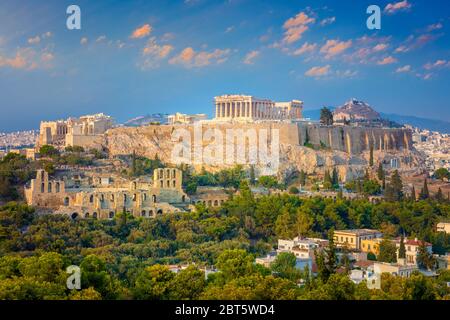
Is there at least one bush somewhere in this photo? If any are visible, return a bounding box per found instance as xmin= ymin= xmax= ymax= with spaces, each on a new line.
xmin=289 ymin=186 xmax=299 ymax=194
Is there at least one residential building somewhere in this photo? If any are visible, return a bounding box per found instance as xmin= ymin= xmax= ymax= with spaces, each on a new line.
xmin=437 ymin=222 xmax=450 ymax=234
xmin=334 ymin=229 xmax=383 ymax=250
xmin=394 ymin=238 xmax=432 ymax=265
xmin=361 ymin=238 xmax=383 ymax=256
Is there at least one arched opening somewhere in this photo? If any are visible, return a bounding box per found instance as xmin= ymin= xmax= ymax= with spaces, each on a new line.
xmin=208 ymin=200 xmax=212 ymax=206
xmin=152 ymin=195 xmax=157 ymax=203
xmin=143 ymin=193 xmax=147 ymax=201
xmin=109 ymin=211 xmax=114 ymax=219
xmin=71 ymin=212 xmax=78 ymax=220
xmin=149 ymin=210 xmax=154 ymax=217
xmin=92 ymin=212 xmax=97 ymax=219
xmin=173 ymin=180 xmax=176 ymax=188
xmin=89 ymin=195 xmax=94 ymax=203
xmin=214 ymin=200 xmax=218 ymax=206
xmin=157 ymin=209 xmax=163 ymax=215
xmin=141 ymin=210 xmax=146 ymax=217
xmin=123 ymin=194 xmax=127 ymax=204
xmin=182 ymin=195 xmax=186 ymax=202
xmin=133 ymin=194 xmax=137 ymax=201
xmin=56 ymin=182 xmax=60 ymax=193
xmin=111 ymin=194 xmax=115 ymax=201
xmin=84 ymin=212 xmax=90 ymax=218
xmin=41 ymin=183 xmax=45 ymax=193
xmin=64 ymin=197 xmax=70 ymax=206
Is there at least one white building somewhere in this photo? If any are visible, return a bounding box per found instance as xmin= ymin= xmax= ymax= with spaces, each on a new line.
xmin=167 ymin=112 xmax=208 ymax=125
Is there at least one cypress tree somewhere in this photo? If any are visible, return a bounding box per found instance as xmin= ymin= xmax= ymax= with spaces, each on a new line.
xmin=410 ymin=185 xmax=416 ymax=201
xmin=419 ymin=178 xmax=429 ymax=200
xmin=369 ymin=144 xmax=374 ymax=167
xmin=398 ymin=234 xmax=406 ymax=259
xmin=332 ymin=168 xmax=339 ymax=187
xmin=435 ymin=187 xmax=444 ymax=202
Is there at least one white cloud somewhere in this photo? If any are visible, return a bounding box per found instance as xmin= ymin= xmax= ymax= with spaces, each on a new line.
xmin=243 ymin=50 xmax=259 ymax=64
xmin=320 ymin=39 xmax=352 ymax=59
xmin=320 ymin=17 xmax=336 ymax=26
xmin=305 ymin=65 xmax=330 ymax=77
xmin=384 ymin=0 xmax=412 ymax=14
xmin=396 ymin=65 xmax=411 ymax=73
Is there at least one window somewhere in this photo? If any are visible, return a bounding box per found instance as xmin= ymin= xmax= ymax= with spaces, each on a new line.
xmin=48 ymin=182 xmax=52 ymax=193
xmin=41 ymin=183 xmax=45 ymax=193
xmin=56 ymin=182 xmax=60 ymax=193
xmin=89 ymin=195 xmax=94 ymax=203
xmin=64 ymin=197 xmax=69 ymax=206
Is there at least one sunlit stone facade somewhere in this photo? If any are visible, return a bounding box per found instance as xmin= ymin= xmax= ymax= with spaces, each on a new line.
xmin=213 ymin=95 xmax=303 ymax=121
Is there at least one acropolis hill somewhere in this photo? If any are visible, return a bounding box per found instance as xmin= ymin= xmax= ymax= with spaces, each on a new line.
xmin=98 ymin=95 xmax=423 ymax=181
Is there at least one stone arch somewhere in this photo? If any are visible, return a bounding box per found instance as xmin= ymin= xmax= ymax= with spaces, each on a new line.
xmin=84 ymin=212 xmax=90 ymax=218
xmin=157 ymin=209 xmax=163 ymax=215
xmin=71 ymin=212 xmax=78 ymax=220
xmin=214 ymin=200 xmax=218 ymax=206
xmin=149 ymin=210 xmax=154 ymax=217
xmin=141 ymin=210 xmax=146 ymax=217
xmin=93 ymin=212 xmax=97 ymax=219
xmin=55 ymin=182 xmax=60 ymax=193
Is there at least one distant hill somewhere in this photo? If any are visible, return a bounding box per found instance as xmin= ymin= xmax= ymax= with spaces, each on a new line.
xmin=334 ymin=98 xmax=381 ymax=122
xmin=379 ymin=113 xmax=450 ymax=134
xmin=303 ymin=108 xmax=450 ymax=134
xmin=124 ymin=114 xmax=169 ymax=126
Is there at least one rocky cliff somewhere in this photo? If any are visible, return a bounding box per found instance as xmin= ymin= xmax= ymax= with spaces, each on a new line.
xmin=103 ymin=122 xmax=422 ymax=181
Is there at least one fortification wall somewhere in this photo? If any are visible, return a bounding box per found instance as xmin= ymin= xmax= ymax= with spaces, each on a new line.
xmin=298 ymin=124 xmax=412 ymax=153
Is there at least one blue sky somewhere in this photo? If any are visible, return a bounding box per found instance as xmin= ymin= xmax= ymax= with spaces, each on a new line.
xmin=0 ymin=0 xmax=449 ymax=131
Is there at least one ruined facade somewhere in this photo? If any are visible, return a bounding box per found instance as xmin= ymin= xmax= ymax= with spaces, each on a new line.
xmin=214 ymin=95 xmax=303 ymax=121
xmin=37 ymin=113 xmax=113 ymax=150
xmin=25 ymin=168 xmax=189 ymax=219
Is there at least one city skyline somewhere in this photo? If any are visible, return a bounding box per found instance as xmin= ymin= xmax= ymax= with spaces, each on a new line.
xmin=1 ymin=0 xmax=450 ymax=131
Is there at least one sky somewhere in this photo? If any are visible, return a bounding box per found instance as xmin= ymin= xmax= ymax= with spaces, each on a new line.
xmin=0 ymin=0 xmax=449 ymax=131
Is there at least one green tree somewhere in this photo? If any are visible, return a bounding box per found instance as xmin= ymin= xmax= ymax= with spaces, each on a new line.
xmin=419 ymin=178 xmax=430 ymax=200
xmin=434 ymin=168 xmax=450 ymax=181
xmin=378 ymin=239 xmax=397 ymax=263
xmin=417 ymin=241 xmax=434 ymax=270
xmin=169 ymin=265 xmax=206 ymax=300
xmin=410 ymin=185 xmax=416 ymax=201
xmin=299 ymin=170 xmax=307 ymax=187
xmin=215 ymin=249 xmax=255 ymax=281
xmin=320 ymin=107 xmax=334 ymax=126
xmin=39 ymin=145 xmax=59 ymax=157
xmin=316 ymin=230 xmax=337 ymax=282
xmin=270 ymin=252 xmax=299 ymax=281
xmin=369 ymin=144 xmax=374 ymax=167
xmin=398 ymin=234 xmax=406 ymax=259
xmin=134 ymin=265 xmax=175 ymax=300
xmin=289 ymin=186 xmax=299 ymax=194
